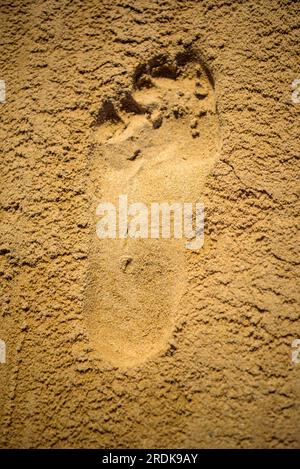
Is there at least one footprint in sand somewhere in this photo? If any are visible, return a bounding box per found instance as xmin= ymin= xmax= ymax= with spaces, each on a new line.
xmin=85 ymin=51 xmax=221 ymax=368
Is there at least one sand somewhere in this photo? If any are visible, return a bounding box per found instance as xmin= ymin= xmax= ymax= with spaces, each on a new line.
xmin=0 ymin=0 xmax=299 ymax=448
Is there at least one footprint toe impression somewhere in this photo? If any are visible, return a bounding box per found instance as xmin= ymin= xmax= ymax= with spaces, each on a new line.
xmin=85 ymin=51 xmax=221 ymax=368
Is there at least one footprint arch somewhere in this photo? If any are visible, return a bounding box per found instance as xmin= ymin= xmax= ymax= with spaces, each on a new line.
xmin=85 ymin=50 xmax=221 ymax=368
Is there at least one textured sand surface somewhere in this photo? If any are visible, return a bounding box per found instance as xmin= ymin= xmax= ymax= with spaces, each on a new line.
xmin=0 ymin=0 xmax=299 ymax=448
